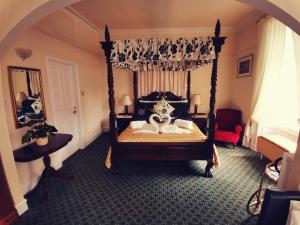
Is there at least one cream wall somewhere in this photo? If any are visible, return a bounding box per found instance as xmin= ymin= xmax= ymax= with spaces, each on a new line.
xmin=229 ymin=22 xmax=258 ymax=123
xmin=1 ymin=28 xmax=106 ymax=194
xmin=0 ymin=62 xmax=27 ymax=214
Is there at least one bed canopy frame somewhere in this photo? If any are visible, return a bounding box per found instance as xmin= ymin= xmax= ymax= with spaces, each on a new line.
xmin=101 ymin=20 xmax=226 ymax=177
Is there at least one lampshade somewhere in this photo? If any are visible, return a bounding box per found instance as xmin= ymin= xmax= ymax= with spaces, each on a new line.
xmin=122 ymin=94 xmax=132 ymax=106
xmin=191 ymin=94 xmax=201 ymax=105
xmin=15 ymin=92 xmax=27 ymax=109
xmin=15 ymin=48 xmax=32 ymax=61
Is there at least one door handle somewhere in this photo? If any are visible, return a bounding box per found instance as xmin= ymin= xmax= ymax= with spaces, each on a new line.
xmin=73 ymin=106 xmax=77 ymax=115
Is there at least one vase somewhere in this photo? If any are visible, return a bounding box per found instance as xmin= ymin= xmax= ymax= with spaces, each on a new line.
xmin=36 ymin=137 xmax=48 ymax=146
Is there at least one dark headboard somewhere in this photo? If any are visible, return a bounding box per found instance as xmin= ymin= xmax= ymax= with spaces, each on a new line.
xmin=140 ymin=91 xmax=185 ymax=102
xmin=134 ymin=91 xmax=189 ymax=115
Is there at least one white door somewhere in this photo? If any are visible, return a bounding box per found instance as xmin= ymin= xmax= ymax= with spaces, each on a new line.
xmin=46 ymin=58 xmax=81 ymax=162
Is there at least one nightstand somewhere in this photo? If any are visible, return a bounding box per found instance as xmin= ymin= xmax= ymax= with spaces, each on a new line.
xmin=191 ymin=114 xmax=208 ymax=133
xmin=117 ymin=114 xmax=133 ymax=133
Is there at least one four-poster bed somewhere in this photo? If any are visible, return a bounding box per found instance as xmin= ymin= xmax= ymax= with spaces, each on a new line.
xmin=101 ymin=20 xmax=226 ymax=177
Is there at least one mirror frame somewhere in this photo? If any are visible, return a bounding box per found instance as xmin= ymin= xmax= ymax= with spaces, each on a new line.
xmin=7 ymin=66 xmax=47 ymax=128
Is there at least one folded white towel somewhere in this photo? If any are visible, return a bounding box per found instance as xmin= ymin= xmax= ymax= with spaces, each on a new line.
xmin=174 ymin=119 xmax=193 ymax=130
xmin=160 ymin=124 xmax=192 ymax=134
xmin=130 ymin=120 xmax=147 ymax=129
xmin=133 ymin=129 xmax=158 ymax=134
xmin=133 ymin=123 xmax=159 ymax=134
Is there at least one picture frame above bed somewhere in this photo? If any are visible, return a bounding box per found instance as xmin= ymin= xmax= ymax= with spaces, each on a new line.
xmin=237 ymin=55 xmax=253 ymax=78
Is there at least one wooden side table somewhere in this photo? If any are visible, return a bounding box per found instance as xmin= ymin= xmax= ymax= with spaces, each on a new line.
xmin=117 ymin=114 xmax=133 ymax=133
xmin=191 ymin=114 xmax=208 ymax=134
xmin=14 ymin=133 xmax=73 ymax=202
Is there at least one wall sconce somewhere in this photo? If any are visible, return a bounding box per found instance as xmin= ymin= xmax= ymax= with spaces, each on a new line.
xmin=15 ymin=48 xmax=32 ymax=61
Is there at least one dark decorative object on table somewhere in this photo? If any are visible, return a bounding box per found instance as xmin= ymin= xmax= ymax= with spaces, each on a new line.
xmin=22 ymin=122 xmax=58 ymax=146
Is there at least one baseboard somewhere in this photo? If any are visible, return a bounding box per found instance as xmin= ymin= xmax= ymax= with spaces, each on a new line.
xmin=82 ymin=128 xmax=105 ymax=149
xmin=15 ymin=198 xmax=28 ymax=215
xmin=0 ymin=211 xmax=18 ymax=225
xmin=102 ymin=128 xmax=110 ymax=133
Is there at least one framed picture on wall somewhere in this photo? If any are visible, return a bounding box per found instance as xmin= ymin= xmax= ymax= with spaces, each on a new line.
xmin=237 ymin=55 xmax=253 ymax=78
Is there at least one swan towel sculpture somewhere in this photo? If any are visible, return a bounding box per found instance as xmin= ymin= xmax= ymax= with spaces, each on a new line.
xmin=132 ymin=114 xmax=192 ymax=134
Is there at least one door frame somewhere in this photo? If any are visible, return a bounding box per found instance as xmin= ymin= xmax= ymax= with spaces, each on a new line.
xmin=45 ymin=56 xmax=84 ymax=156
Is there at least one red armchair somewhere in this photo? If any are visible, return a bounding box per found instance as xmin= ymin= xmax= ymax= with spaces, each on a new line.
xmin=214 ymin=108 xmax=243 ymax=148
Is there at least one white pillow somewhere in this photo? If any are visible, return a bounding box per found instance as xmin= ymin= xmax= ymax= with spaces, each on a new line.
xmin=153 ymin=98 xmax=175 ymax=118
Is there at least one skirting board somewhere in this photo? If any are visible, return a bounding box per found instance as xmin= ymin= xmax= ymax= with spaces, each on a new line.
xmin=15 ymin=198 xmax=28 ymax=215
xmin=82 ymin=128 xmax=109 ymax=149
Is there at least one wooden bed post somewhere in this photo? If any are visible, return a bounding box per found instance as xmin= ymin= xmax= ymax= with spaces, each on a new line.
xmin=187 ymin=71 xmax=191 ymax=104
xmin=133 ymin=71 xmax=138 ymax=114
xmin=208 ymin=20 xmax=226 ymax=145
xmin=101 ymin=26 xmax=118 ymax=144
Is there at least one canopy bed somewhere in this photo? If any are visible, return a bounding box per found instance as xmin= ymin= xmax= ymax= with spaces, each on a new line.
xmin=101 ymin=20 xmax=226 ymax=177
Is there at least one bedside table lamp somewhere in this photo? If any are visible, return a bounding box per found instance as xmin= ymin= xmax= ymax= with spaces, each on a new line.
xmin=191 ymin=94 xmax=201 ymax=115
xmin=122 ymin=94 xmax=132 ymax=115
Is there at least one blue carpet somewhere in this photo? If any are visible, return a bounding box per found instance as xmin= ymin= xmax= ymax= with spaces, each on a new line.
xmin=13 ymin=133 xmax=265 ymax=225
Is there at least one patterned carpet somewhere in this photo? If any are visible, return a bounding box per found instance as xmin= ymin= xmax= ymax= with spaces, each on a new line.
xmin=13 ymin=133 xmax=267 ymax=225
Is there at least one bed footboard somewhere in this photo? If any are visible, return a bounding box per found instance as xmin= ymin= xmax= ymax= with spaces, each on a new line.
xmin=105 ymin=142 xmax=214 ymax=177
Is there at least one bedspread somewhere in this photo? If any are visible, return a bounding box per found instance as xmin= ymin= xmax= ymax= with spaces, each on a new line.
xmin=118 ymin=122 xmax=206 ymax=143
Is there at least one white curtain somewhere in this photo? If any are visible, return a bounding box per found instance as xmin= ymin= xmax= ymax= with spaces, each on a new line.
xmin=28 ymin=70 xmax=40 ymax=96
xmin=243 ymin=17 xmax=300 ymax=150
xmin=138 ymin=70 xmax=187 ymax=97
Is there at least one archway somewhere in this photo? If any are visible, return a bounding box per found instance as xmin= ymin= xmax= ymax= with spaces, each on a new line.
xmin=0 ymin=0 xmax=299 ymax=56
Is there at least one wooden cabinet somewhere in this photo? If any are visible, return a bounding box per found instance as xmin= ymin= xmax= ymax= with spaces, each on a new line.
xmin=191 ymin=114 xmax=208 ymax=134
xmin=117 ymin=114 xmax=133 ymax=134
xmin=0 ymin=157 xmax=17 ymax=225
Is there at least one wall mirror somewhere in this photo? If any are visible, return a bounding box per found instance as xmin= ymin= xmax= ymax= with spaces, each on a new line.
xmin=8 ymin=66 xmax=47 ymax=128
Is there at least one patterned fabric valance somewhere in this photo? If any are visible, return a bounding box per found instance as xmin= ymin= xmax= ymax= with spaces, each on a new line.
xmin=110 ymin=37 xmax=214 ymax=71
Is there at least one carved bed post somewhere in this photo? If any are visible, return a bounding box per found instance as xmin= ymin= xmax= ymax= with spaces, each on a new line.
xmin=187 ymin=71 xmax=191 ymax=104
xmin=133 ymin=71 xmax=138 ymax=114
xmin=101 ymin=26 xmax=117 ymax=144
xmin=208 ymin=20 xmax=226 ymax=145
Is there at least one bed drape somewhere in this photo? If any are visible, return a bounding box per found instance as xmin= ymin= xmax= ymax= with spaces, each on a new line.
xmin=138 ymin=70 xmax=187 ymax=97
xmin=243 ymin=17 xmax=300 ymax=150
xmin=28 ymin=70 xmax=40 ymax=97
xmin=111 ymin=37 xmax=214 ymax=71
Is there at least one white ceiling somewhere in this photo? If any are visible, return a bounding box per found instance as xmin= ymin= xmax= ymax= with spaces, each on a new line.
xmin=33 ymin=0 xmax=263 ymax=56
xmin=71 ymin=0 xmax=259 ymax=29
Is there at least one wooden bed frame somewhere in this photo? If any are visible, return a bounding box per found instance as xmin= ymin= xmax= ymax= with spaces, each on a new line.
xmin=101 ymin=20 xmax=226 ymax=177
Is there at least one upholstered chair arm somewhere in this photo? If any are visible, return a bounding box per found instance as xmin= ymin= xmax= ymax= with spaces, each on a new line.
xmin=235 ymin=125 xmax=243 ymax=134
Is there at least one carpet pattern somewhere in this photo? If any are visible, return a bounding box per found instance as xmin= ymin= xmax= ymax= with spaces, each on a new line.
xmin=13 ymin=133 xmax=266 ymax=225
